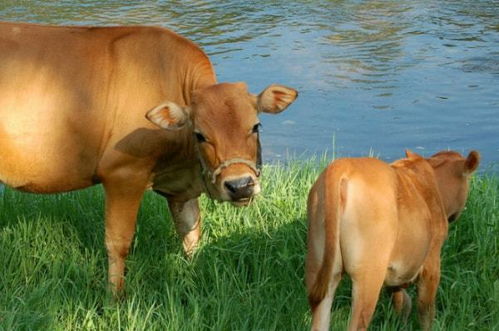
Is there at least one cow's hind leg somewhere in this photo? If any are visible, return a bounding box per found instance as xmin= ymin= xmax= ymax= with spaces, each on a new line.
xmin=308 ymin=269 xmax=342 ymax=331
xmin=167 ymin=197 xmax=201 ymax=256
xmin=344 ymin=226 xmax=393 ymax=330
xmin=103 ymin=174 xmax=147 ymax=296
xmin=348 ymin=269 xmax=386 ymax=331
xmin=390 ymin=287 xmax=412 ymax=323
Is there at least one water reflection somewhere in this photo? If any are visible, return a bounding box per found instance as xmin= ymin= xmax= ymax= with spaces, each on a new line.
xmin=0 ymin=0 xmax=498 ymax=167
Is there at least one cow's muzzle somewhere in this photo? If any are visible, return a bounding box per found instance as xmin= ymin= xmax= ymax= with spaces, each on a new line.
xmin=209 ymin=158 xmax=260 ymax=184
xmin=223 ymin=176 xmax=255 ymax=205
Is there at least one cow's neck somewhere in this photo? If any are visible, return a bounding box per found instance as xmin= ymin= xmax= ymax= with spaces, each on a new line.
xmin=151 ymin=72 xmax=217 ymax=201
xmin=150 ymin=126 xmax=207 ymax=202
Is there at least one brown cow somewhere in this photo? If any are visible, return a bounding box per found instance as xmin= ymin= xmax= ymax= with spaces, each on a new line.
xmin=306 ymin=150 xmax=479 ymax=330
xmin=0 ymin=21 xmax=297 ymax=294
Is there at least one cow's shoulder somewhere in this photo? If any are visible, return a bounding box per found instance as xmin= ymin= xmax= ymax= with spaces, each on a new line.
xmin=391 ymin=157 xmax=445 ymax=221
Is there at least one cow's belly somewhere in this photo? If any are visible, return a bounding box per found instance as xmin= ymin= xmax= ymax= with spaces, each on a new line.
xmin=385 ymin=259 xmax=424 ymax=287
xmin=0 ymin=143 xmax=98 ymax=193
xmin=0 ymin=134 xmax=99 ymax=193
xmin=384 ymin=215 xmax=432 ymax=287
xmin=0 ymin=95 xmax=101 ymax=193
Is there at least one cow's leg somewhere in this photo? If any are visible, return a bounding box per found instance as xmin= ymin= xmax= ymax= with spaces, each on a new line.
xmin=345 ymin=239 xmax=392 ymax=331
xmin=417 ymin=256 xmax=441 ymax=331
xmin=167 ymin=198 xmax=201 ymax=256
xmin=103 ymin=176 xmax=146 ymax=295
xmin=390 ymin=287 xmax=412 ymax=323
xmin=308 ymin=270 xmax=342 ymax=331
xmin=348 ymin=269 xmax=386 ymax=331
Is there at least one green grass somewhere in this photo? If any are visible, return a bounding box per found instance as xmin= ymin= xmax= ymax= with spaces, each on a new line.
xmin=0 ymin=158 xmax=498 ymax=330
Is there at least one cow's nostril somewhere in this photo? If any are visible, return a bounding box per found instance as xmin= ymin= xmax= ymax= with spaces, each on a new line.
xmin=224 ymin=181 xmax=237 ymax=193
xmin=224 ymin=177 xmax=254 ymax=199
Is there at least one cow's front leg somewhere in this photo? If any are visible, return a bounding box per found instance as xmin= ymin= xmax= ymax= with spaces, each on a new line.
xmin=417 ymin=256 xmax=441 ymax=331
xmin=103 ymin=176 xmax=146 ymax=296
xmin=167 ymin=198 xmax=201 ymax=256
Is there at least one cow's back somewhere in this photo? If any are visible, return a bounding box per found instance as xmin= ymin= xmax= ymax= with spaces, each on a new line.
xmin=0 ymin=22 xmax=215 ymax=192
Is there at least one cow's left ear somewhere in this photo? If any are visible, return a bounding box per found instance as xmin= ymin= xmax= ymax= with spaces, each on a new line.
xmin=405 ymin=149 xmax=423 ymax=160
xmin=257 ymin=84 xmax=298 ymax=114
xmin=146 ymin=101 xmax=190 ymax=130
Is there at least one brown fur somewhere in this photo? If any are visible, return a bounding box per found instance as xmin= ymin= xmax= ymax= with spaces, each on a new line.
xmin=0 ymin=21 xmax=297 ymax=294
xmin=306 ymin=150 xmax=479 ymax=331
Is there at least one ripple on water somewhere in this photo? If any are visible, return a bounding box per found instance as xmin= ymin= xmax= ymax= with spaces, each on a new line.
xmin=0 ymin=0 xmax=498 ymax=167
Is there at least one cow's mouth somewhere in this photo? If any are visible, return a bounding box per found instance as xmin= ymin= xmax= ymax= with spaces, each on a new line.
xmin=230 ymin=197 xmax=252 ymax=207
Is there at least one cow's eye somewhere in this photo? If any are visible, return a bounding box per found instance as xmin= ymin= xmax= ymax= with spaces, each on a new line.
xmin=252 ymin=123 xmax=261 ymax=134
xmin=195 ymin=132 xmax=206 ymax=143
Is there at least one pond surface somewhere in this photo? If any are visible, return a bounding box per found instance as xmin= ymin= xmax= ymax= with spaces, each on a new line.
xmin=1 ymin=0 xmax=498 ymax=169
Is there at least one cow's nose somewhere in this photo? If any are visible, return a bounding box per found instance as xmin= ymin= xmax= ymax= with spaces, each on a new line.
xmin=224 ymin=176 xmax=254 ymax=201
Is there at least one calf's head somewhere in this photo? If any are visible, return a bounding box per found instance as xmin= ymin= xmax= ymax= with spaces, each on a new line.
xmin=146 ymin=82 xmax=297 ymax=206
xmin=427 ymin=150 xmax=480 ymax=222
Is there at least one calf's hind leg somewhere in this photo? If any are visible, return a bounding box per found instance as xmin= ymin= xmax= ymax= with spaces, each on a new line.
xmin=343 ymin=214 xmax=395 ymax=330
xmin=308 ymin=271 xmax=342 ymax=331
xmin=390 ymin=287 xmax=412 ymax=322
xmin=348 ymin=268 xmax=387 ymax=331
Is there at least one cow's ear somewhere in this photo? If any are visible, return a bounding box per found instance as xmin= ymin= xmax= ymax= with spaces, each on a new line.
xmin=257 ymin=84 xmax=298 ymax=114
xmin=146 ymin=101 xmax=189 ymax=130
xmin=405 ymin=149 xmax=423 ymax=160
xmin=464 ymin=150 xmax=480 ymax=175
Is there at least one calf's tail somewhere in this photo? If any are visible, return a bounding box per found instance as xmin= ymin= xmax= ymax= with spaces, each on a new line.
xmin=308 ymin=168 xmax=346 ymax=308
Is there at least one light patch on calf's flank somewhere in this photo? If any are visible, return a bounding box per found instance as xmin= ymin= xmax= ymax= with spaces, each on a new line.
xmin=339 ymin=179 xmax=373 ymax=270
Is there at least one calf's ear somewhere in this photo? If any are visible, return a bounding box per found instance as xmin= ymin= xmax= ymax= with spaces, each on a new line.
xmin=405 ymin=149 xmax=423 ymax=160
xmin=464 ymin=150 xmax=480 ymax=175
xmin=146 ymin=101 xmax=189 ymax=130
xmin=257 ymin=84 xmax=298 ymax=114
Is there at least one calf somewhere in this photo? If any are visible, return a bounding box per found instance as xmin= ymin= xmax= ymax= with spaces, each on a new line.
xmin=306 ymin=150 xmax=479 ymax=330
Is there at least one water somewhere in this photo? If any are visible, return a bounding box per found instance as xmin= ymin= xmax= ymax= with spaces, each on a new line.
xmin=1 ymin=0 xmax=498 ymax=169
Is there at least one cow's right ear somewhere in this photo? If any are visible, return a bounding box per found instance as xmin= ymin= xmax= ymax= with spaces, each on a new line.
xmin=146 ymin=101 xmax=189 ymax=130
xmin=464 ymin=150 xmax=480 ymax=175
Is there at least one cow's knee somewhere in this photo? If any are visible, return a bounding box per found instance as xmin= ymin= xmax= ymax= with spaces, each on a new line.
xmin=106 ymin=237 xmax=132 ymax=261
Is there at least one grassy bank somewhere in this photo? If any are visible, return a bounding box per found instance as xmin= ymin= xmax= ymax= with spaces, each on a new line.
xmin=0 ymin=159 xmax=498 ymax=330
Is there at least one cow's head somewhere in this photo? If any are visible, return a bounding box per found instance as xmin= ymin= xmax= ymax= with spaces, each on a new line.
xmin=427 ymin=150 xmax=480 ymax=222
xmin=146 ymin=82 xmax=297 ymax=206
